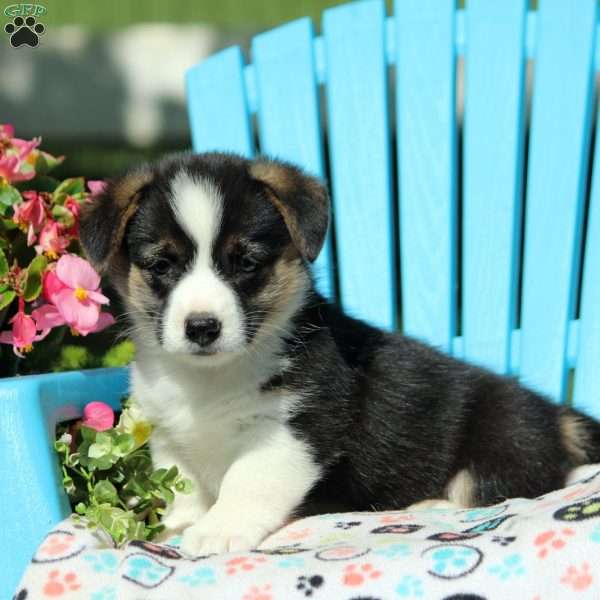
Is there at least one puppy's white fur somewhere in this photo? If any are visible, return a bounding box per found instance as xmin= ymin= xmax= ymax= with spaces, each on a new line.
xmin=132 ymin=176 xmax=320 ymax=554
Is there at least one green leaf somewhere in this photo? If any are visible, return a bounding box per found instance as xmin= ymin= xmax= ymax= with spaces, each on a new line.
xmin=75 ymin=502 xmax=87 ymax=515
xmin=0 ymin=248 xmax=7 ymax=277
xmin=0 ymin=218 xmax=18 ymax=230
xmin=0 ymin=181 xmax=21 ymax=213
xmin=114 ymin=433 xmax=135 ymax=457
xmin=51 ymin=204 xmax=74 ymax=227
xmin=23 ymin=255 xmax=47 ymax=301
xmin=34 ymin=151 xmax=64 ymax=175
xmin=150 ymin=468 xmax=167 ymax=484
xmin=26 ymin=175 xmax=60 ymax=193
xmin=80 ymin=426 xmax=97 ymax=443
xmin=0 ymin=289 xmax=15 ymax=311
xmin=93 ymin=480 xmax=118 ymax=504
xmin=53 ymin=177 xmax=84 ymax=204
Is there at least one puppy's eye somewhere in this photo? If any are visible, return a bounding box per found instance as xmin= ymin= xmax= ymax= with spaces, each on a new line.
xmin=149 ymin=257 xmax=172 ymax=276
xmin=239 ymin=255 xmax=259 ymax=273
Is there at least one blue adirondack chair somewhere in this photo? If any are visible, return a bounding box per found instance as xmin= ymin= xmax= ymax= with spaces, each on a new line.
xmin=3 ymin=0 xmax=600 ymax=595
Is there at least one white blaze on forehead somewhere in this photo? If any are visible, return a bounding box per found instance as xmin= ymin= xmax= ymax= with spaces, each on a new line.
xmin=163 ymin=172 xmax=245 ymax=358
xmin=169 ymin=173 xmax=223 ymax=261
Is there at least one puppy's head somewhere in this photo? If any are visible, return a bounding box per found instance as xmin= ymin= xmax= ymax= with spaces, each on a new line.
xmin=80 ymin=152 xmax=329 ymax=364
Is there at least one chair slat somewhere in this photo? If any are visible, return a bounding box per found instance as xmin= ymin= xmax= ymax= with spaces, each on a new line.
xmin=186 ymin=46 xmax=254 ymax=157
xmin=323 ymin=0 xmax=395 ymax=329
xmin=395 ymin=0 xmax=457 ymax=351
xmin=252 ymin=19 xmax=334 ymax=299
xmin=519 ymin=0 xmax=596 ymax=400
xmin=462 ymin=0 xmax=527 ymax=373
xmin=574 ymin=119 xmax=600 ymax=418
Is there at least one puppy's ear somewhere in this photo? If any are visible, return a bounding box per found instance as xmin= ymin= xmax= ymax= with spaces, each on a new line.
xmin=80 ymin=166 xmax=153 ymax=275
xmin=250 ymin=159 xmax=329 ymax=262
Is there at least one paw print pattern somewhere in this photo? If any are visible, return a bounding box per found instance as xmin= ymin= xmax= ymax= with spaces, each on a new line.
xmin=422 ymin=544 xmax=483 ymax=579
xmin=589 ymin=523 xmax=600 ymax=543
xmin=296 ymin=574 xmax=324 ymax=597
xmin=335 ymin=521 xmax=362 ymax=530
xmin=458 ymin=506 xmax=507 ymax=523
xmin=315 ymin=545 xmax=370 ymax=562
xmin=33 ymin=531 xmax=84 ymax=563
xmin=373 ymin=542 xmax=411 ymax=558
xmin=561 ymin=562 xmax=593 ymax=591
xmin=42 ymin=570 xmax=81 ymax=596
xmin=491 ymin=536 xmax=516 ymax=547
xmin=90 ymin=587 xmax=116 ymax=600
xmin=122 ymin=553 xmax=174 ymax=589
xmin=4 ymin=16 xmax=45 ymax=47
xmin=488 ymin=553 xmax=526 ymax=580
xmin=225 ymin=555 xmax=267 ymax=575
xmin=178 ymin=566 xmax=216 ymax=587
xmin=342 ymin=563 xmax=382 ymax=586
xmin=83 ymin=552 xmax=119 ymax=574
xmin=554 ymin=497 xmax=600 ymax=522
xmin=534 ymin=528 xmax=575 ymax=559
xmin=243 ymin=584 xmax=272 ymax=600
xmin=396 ymin=574 xmax=424 ymax=597
xmin=278 ymin=556 xmax=305 ymax=569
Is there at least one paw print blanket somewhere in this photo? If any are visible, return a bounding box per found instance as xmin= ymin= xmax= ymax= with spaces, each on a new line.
xmin=15 ymin=465 xmax=600 ymax=600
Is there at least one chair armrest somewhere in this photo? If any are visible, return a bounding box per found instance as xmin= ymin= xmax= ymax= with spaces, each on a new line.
xmin=0 ymin=367 xmax=129 ymax=598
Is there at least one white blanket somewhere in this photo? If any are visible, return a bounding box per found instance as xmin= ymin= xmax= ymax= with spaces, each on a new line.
xmin=15 ymin=465 xmax=600 ymax=599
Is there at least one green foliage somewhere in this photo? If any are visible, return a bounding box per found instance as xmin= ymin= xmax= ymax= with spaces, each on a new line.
xmin=0 ymin=181 xmax=21 ymax=216
xmin=102 ymin=340 xmax=136 ymax=368
xmin=23 ymin=255 xmax=48 ymax=301
xmin=55 ymin=417 xmax=192 ymax=545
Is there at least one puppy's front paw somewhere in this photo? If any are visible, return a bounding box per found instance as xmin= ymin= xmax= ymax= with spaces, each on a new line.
xmin=181 ymin=520 xmax=267 ymax=555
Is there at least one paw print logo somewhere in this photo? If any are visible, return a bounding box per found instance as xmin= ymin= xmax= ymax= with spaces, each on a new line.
xmin=242 ymin=584 xmax=272 ymax=600
xmin=83 ymin=551 xmax=119 ymax=574
xmin=487 ymin=553 xmax=526 ymax=580
xmin=42 ymin=570 xmax=81 ymax=596
xmin=178 ymin=566 xmax=216 ymax=587
xmin=4 ymin=16 xmax=45 ymax=48
xmin=422 ymin=544 xmax=483 ymax=579
xmin=534 ymin=528 xmax=575 ymax=559
xmin=296 ymin=574 xmax=324 ymax=596
xmin=396 ymin=574 xmax=424 ymax=597
xmin=335 ymin=521 xmax=362 ymax=530
xmin=342 ymin=563 xmax=382 ymax=586
xmin=560 ymin=562 xmax=593 ymax=591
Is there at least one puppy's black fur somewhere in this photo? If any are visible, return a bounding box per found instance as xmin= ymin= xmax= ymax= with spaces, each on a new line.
xmin=81 ymin=152 xmax=600 ymax=514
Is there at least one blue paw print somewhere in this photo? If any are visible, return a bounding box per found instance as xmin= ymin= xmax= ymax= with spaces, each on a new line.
xmin=123 ymin=553 xmax=174 ymax=588
xmin=179 ymin=566 xmax=216 ymax=587
xmin=278 ymin=556 xmax=305 ymax=568
xmin=396 ymin=574 xmax=423 ymax=597
xmin=423 ymin=544 xmax=482 ymax=579
xmin=166 ymin=534 xmax=182 ymax=547
xmin=488 ymin=553 xmax=526 ymax=580
xmin=374 ymin=543 xmax=412 ymax=559
xmin=84 ymin=551 xmax=119 ymax=574
xmin=590 ymin=524 xmax=600 ymax=543
xmin=91 ymin=586 xmax=116 ymax=600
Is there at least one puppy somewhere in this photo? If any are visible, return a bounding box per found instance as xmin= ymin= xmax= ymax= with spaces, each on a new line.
xmin=80 ymin=152 xmax=600 ymax=555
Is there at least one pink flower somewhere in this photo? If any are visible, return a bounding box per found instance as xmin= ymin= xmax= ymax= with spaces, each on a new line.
xmin=64 ymin=196 xmax=81 ymax=236
xmin=82 ymin=401 xmax=114 ymax=431
xmin=46 ymin=254 xmax=112 ymax=336
xmin=35 ymin=220 xmax=70 ymax=259
xmin=0 ymin=297 xmax=48 ymax=357
xmin=87 ymin=180 xmax=107 ymax=197
xmin=12 ymin=191 xmax=47 ymax=245
xmin=0 ymin=130 xmax=40 ymax=183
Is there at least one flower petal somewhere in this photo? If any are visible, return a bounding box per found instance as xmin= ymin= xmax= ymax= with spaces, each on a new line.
xmin=55 ymin=289 xmax=100 ymax=332
xmin=56 ymin=254 xmax=100 ymax=291
xmin=32 ymin=303 xmax=67 ymax=330
xmin=82 ymin=401 xmax=114 ymax=432
xmin=86 ymin=290 xmax=110 ymax=305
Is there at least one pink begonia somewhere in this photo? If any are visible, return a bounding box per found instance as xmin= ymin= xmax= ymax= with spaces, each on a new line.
xmin=44 ymin=254 xmax=115 ymax=335
xmin=82 ymin=401 xmax=115 ymax=431
xmin=0 ymin=131 xmax=40 ymax=184
xmin=12 ymin=190 xmax=47 ymax=245
xmin=35 ymin=220 xmax=70 ymax=259
xmin=0 ymin=297 xmax=48 ymax=356
xmin=87 ymin=180 xmax=108 ymax=197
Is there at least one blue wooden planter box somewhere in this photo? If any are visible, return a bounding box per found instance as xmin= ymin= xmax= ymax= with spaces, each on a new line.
xmin=3 ymin=0 xmax=600 ymax=596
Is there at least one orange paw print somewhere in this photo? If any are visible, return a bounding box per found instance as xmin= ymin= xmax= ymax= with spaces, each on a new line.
xmin=43 ymin=570 xmax=81 ymax=596
xmin=561 ymin=562 xmax=593 ymax=591
xmin=534 ymin=528 xmax=575 ymax=558
xmin=343 ymin=563 xmax=382 ymax=586
xmin=39 ymin=534 xmax=74 ymax=557
xmin=243 ymin=584 xmax=272 ymax=600
xmin=225 ymin=555 xmax=267 ymax=575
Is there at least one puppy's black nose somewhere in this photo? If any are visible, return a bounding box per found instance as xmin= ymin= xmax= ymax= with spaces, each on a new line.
xmin=184 ymin=313 xmax=221 ymax=346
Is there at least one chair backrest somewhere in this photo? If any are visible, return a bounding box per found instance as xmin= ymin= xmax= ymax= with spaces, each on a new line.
xmin=185 ymin=0 xmax=600 ymax=416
